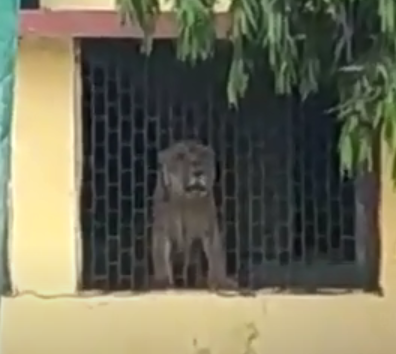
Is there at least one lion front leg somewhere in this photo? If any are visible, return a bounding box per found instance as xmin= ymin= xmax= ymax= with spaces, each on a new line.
xmin=202 ymin=227 xmax=237 ymax=291
xmin=151 ymin=227 xmax=174 ymax=289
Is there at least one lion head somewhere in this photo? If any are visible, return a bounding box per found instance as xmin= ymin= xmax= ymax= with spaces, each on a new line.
xmin=157 ymin=140 xmax=216 ymax=199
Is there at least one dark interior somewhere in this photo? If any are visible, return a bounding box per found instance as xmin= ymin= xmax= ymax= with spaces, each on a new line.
xmin=79 ymin=39 xmax=357 ymax=292
xmin=20 ymin=0 xmax=39 ymax=9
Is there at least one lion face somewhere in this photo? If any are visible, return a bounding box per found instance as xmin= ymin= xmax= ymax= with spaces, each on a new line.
xmin=158 ymin=140 xmax=215 ymax=199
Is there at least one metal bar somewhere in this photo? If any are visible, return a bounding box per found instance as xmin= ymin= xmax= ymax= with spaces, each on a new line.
xmin=78 ymin=39 xmax=374 ymax=293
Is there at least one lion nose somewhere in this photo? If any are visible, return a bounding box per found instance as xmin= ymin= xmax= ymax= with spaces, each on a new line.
xmin=193 ymin=170 xmax=203 ymax=178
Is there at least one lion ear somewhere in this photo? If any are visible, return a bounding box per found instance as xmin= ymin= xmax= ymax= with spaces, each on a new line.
xmin=161 ymin=165 xmax=171 ymax=188
xmin=202 ymin=145 xmax=215 ymax=161
xmin=205 ymin=145 xmax=215 ymax=155
xmin=158 ymin=150 xmax=170 ymax=188
xmin=158 ymin=150 xmax=165 ymax=165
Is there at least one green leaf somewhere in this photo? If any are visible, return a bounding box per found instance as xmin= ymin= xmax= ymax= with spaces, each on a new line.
xmin=116 ymin=0 xmax=396 ymax=186
xmin=116 ymin=0 xmax=160 ymax=54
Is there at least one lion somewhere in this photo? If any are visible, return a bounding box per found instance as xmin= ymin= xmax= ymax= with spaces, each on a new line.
xmin=150 ymin=140 xmax=237 ymax=290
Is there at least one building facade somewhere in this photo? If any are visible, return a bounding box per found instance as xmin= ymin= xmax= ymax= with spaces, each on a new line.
xmin=6 ymin=1 xmax=396 ymax=354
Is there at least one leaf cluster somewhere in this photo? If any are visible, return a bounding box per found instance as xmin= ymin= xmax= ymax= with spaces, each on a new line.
xmin=117 ymin=0 xmax=396 ymax=183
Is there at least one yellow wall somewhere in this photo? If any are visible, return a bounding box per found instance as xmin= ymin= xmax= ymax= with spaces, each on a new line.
xmin=5 ymin=36 xmax=396 ymax=354
xmin=41 ymin=0 xmax=230 ymax=13
xmin=42 ymin=0 xmax=115 ymax=10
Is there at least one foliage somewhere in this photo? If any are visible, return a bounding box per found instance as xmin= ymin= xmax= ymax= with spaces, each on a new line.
xmin=117 ymin=0 xmax=396 ymax=182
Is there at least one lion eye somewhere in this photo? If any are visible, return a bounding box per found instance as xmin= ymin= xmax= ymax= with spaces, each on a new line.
xmin=176 ymin=152 xmax=185 ymax=160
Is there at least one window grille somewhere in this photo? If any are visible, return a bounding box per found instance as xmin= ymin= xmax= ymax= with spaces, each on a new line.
xmin=79 ymin=39 xmax=380 ymax=293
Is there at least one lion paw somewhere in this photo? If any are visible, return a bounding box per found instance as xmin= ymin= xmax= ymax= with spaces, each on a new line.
xmin=207 ymin=276 xmax=238 ymax=291
xmin=152 ymin=277 xmax=173 ymax=290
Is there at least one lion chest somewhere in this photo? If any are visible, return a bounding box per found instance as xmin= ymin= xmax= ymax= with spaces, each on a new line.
xmin=166 ymin=201 xmax=211 ymax=250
